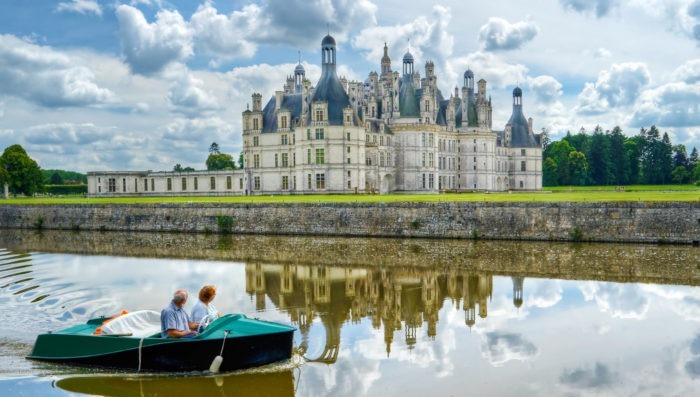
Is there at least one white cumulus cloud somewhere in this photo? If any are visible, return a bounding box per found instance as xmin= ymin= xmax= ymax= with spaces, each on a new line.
xmin=478 ymin=17 xmax=539 ymax=51
xmin=576 ymin=62 xmax=650 ymax=115
xmin=115 ymin=4 xmax=193 ymax=76
xmin=559 ymin=0 xmax=620 ymax=17
xmin=56 ymin=0 xmax=102 ymax=17
xmin=0 ymin=35 xmax=114 ymax=107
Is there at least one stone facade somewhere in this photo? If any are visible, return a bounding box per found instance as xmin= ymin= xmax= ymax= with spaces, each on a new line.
xmin=241 ymin=36 xmax=543 ymax=195
xmin=0 ymin=202 xmax=697 ymax=244
xmin=87 ymin=34 xmax=542 ymax=197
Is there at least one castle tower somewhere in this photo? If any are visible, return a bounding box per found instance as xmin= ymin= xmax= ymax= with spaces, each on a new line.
xmin=462 ymin=69 xmax=478 ymax=127
xmin=380 ymin=42 xmax=392 ymax=82
xmin=512 ymin=277 xmax=524 ymax=308
xmin=402 ymin=49 xmax=414 ymax=77
xmin=505 ymin=86 xmax=538 ymax=147
xmin=294 ymin=59 xmax=305 ymax=94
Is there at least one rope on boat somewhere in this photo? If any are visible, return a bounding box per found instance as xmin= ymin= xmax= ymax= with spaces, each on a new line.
xmin=209 ymin=330 xmax=230 ymax=373
xmin=138 ymin=337 xmax=145 ymax=372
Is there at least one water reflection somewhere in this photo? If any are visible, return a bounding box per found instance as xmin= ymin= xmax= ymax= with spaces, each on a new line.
xmin=247 ymin=264 xmax=506 ymax=359
xmin=54 ymin=370 xmax=295 ymax=397
xmin=1 ymin=230 xmax=700 ymax=396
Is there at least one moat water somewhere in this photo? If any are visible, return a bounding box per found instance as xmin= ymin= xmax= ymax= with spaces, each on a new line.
xmin=0 ymin=230 xmax=698 ymax=396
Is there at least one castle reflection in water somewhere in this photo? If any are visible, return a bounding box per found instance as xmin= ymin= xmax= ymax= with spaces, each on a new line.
xmin=246 ymin=264 xmax=524 ymax=363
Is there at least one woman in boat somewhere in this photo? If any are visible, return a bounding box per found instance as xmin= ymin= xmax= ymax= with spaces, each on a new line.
xmin=190 ymin=285 xmax=221 ymax=325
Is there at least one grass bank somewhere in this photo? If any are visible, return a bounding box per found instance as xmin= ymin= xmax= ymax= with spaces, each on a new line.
xmin=1 ymin=185 xmax=698 ymax=204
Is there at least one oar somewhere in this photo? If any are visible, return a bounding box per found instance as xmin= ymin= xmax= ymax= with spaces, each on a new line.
xmin=209 ymin=330 xmax=230 ymax=373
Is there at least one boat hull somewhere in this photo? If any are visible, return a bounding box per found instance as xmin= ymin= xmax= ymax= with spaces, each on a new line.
xmin=27 ymin=314 xmax=295 ymax=372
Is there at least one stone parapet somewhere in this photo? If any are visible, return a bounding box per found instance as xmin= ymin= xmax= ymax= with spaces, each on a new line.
xmin=0 ymin=202 xmax=697 ymax=244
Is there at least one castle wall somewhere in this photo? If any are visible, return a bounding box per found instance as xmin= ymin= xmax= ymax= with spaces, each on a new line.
xmin=1 ymin=202 xmax=697 ymax=244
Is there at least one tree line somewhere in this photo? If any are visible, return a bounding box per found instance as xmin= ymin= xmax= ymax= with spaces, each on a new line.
xmin=543 ymin=125 xmax=699 ymax=186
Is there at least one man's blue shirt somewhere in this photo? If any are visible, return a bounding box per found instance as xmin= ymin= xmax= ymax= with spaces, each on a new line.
xmin=160 ymin=301 xmax=190 ymax=338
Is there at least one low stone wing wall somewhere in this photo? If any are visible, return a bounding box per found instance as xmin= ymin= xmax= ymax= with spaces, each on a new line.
xmin=0 ymin=202 xmax=698 ymax=244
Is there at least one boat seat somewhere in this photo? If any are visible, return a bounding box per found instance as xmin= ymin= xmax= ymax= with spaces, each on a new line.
xmin=100 ymin=310 xmax=161 ymax=338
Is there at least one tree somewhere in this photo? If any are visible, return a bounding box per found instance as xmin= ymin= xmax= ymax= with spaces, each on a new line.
xmin=673 ymin=144 xmax=688 ymax=169
xmin=49 ymin=172 xmax=64 ymax=185
xmin=206 ymin=153 xmax=235 ymax=170
xmin=608 ymin=126 xmax=630 ymax=185
xmin=671 ymin=166 xmax=690 ymax=184
xmin=688 ymin=147 xmax=699 ymax=183
xmin=238 ymin=153 xmax=244 ymax=169
xmin=209 ymin=142 xmax=220 ymax=155
xmin=543 ymin=157 xmax=558 ymax=186
xmin=548 ymin=140 xmax=575 ymax=185
xmin=0 ymin=144 xmax=43 ymax=196
xmin=625 ymin=136 xmax=644 ymax=184
xmin=568 ymin=151 xmax=589 ymax=185
xmin=588 ymin=126 xmax=611 ymax=185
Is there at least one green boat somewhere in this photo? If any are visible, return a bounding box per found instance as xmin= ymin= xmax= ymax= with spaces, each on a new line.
xmin=27 ymin=311 xmax=295 ymax=373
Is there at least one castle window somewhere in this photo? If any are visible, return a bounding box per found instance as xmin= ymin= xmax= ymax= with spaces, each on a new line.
xmin=315 ymin=173 xmax=326 ymax=189
xmin=151 ymin=179 xmax=154 ymax=191
xmin=144 ymin=179 xmax=148 ymax=192
xmin=315 ymin=128 xmax=324 ymax=139
xmin=239 ymin=178 xmax=243 ymax=189
xmin=521 ymin=161 xmax=526 ymax=172
xmin=167 ymin=178 xmax=172 ymax=191
xmin=108 ymin=178 xmax=116 ymax=192
xmin=422 ymin=153 xmax=426 ymax=167
xmin=347 ymin=146 xmax=351 ymax=153
xmin=281 ymin=116 xmax=287 ymax=129
xmin=254 ymin=177 xmax=260 ymax=190
xmin=253 ymin=118 xmax=259 ymax=130
xmin=275 ymin=153 xmax=279 ymax=168
xmin=307 ymin=129 xmax=311 ymax=140
xmin=307 ymin=149 xmax=311 ymax=164
xmin=181 ymin=177 xmax=187 ymax=190
xmin=521 ymin=149 xmax=526 ymax=156
xmin=520 ymin=181 xmax=524 ymax=188
xmin=253 ymin=136 xmax=259 ymax=147
xmin=429 ymin=174 xmax=434 ymax=189
xmin=122 ymin=178 xmax=126 ymax=192
xmin=210 ymin=176 xmax=216 ymax=190
xmin=316 ymin=109 xmax=324 ymax=121
xmin=315 ymin=148 xmax=325 ymax=164
xmin=347 ymin=132 xmax=351 ymax=140
xmin=227 ymin=176 xmax=232 ymax=189
xmin=347 ymin=158 xmax=351 ymax=164
xmin=135 ymin=179 xmax=138 ymax=192
xmin=425 ymin=100 xmax=429 ymax=112
xmin=254 ymin=154 xmax=260 ymax=169
xmin=281 ymin=135 xmax=288 ymax=145
xmin=282 ymin=153 xmax=289 ymax=167
xmin=380 ymin=136 xmax=384 ymax=145
xmin=307 ymin=174 xmax=312 ymax=189
xmin=282 ymin=176 xmax=289 ymax=190
xmin=194 ymin=177 xmax=198 ymax=190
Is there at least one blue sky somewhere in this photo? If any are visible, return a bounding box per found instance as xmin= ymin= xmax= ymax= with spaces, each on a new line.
xmin=0 ymin=0 xmax=698 ymax=172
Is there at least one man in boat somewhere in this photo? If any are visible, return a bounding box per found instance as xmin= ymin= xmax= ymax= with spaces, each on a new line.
xmin=160 ymin=289 xmax=199 ymax=338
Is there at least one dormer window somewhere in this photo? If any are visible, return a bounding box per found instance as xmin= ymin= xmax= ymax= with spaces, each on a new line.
xmin=316 ymin=109 xmax=324 ymax=121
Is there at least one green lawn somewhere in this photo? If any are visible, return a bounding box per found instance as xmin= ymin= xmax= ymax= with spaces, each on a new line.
xmin=1 ymin=185 xmax=698 ymax=204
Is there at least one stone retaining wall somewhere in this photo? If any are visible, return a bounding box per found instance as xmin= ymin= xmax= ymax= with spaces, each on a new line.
xmin=0 ymin=202 xmax=698 ymax=244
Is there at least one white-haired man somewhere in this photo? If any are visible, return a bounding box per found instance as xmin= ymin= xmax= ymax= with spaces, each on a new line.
xmin=160 ymin=289 xmax=199 ymax=338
